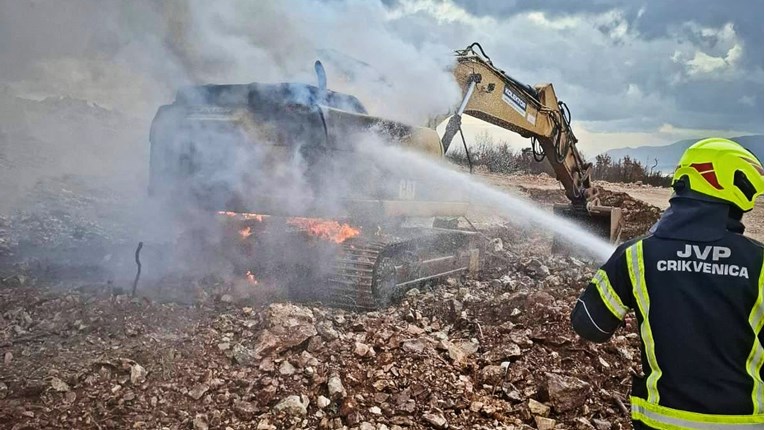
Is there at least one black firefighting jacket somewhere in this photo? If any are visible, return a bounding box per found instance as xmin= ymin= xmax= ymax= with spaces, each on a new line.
xmin=571 ymin=196 xmax=764 ymax=429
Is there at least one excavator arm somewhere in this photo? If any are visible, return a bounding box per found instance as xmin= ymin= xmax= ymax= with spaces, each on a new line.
xmin=441 ymin=43 xmax=623 ymax=243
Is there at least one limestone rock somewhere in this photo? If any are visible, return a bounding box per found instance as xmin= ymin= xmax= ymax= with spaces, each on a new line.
xmin=528 ymin=399 xmax=550 ymax=417
xmin=422 ymin=412 xmax=448 ymax=429
xmin=535 ymin=416 xmax=556 ymax=430
xmin=273 ymin=394 xmax=309 ymax=416
xmin=327 ymin=373 xmax=347 ymax=400
xmin=545 ymin=372 xmax=591 ymax=412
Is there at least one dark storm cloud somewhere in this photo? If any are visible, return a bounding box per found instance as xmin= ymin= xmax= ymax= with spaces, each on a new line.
xmin=450 ymin=0 xmax=763 ymax=91
xmin=451 ymin=0 xmax=761 ymax=48
xmin=383 ymin=0 xmax=762 ymax=134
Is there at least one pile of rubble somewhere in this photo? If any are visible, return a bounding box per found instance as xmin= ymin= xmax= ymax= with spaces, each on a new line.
xmin=0 ymin=233 xmax=642 ymax=429
xmin=597 ymin=190 xmax=662 ymax=241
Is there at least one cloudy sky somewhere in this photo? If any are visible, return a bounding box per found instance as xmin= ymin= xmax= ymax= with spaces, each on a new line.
xmin=386 ymin=0 xmax=764 ymax=152
xmin=0 ymin=0 xmax=762 ymax=153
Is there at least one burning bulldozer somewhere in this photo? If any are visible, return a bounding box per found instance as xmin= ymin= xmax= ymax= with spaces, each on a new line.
xmin=148 ymin=43 xmax=622 ymax=310
xmin=149 ymin=64 xmax=479 ymax=310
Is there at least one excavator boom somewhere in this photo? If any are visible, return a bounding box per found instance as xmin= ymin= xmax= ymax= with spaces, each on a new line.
xmin=441 ymin=43 xmax=623 ymax=243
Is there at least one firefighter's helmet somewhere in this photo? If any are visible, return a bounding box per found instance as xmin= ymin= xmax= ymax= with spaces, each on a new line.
xmin=673 ymin=138 xmax=763 ymax=212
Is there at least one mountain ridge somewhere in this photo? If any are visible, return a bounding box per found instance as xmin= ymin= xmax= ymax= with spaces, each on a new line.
xmin=600 ymin=135 xmax=764 ymax=173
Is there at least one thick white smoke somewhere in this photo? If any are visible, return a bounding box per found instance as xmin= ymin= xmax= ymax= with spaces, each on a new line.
xmin=0 ymin=0 xmax=464 ymax=213
xmin=1 ymin=0 xmax=461 ymax=124
xmin=0 ymin=0 xmax=471 ymax=285
xmin=169 ymin=0 xmax=462 ymax=124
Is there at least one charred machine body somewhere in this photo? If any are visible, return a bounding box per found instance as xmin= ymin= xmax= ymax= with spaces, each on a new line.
xmin=149 ymin=62 xmax=481 ymax=310
xmin=149 ymin=43 xmax=622 ymax=310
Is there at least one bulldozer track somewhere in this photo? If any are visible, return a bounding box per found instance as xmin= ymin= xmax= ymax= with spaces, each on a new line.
xmin=326 ymin=240 xmax=388 ymax=311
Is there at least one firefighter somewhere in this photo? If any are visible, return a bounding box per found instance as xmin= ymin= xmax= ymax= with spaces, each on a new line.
xmin=571 ymin=138 xmax=764 ymax=429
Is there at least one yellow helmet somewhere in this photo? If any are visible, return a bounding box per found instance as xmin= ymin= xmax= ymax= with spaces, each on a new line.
xmin=673 ymin=138 xmax=763 ymax=212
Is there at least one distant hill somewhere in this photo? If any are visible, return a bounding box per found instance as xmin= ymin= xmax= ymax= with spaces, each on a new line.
xmin=601 ymin=135 xmax=764 ymax=174
xmin=0 ymin=90 xmax=146 ymax=213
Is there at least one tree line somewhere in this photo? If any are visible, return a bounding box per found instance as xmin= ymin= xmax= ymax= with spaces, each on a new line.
xmin=591 ymin=153 xmax=672 ymax=186
xmin=447 ymin=131 xmax=672 ymax=187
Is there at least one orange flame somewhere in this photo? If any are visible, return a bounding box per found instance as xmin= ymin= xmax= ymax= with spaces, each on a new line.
xmin=245 ymin=271 xmax=259 ymax=286
xmin=286 ymin=217 xmax=361 ymax=243
xmin=239 ymin=226 xmax=253 ymax=239
xmin=243 ymin=214 xmax=265 ymax=222
xmin=217 ymin=211 xmax=266 ymax=222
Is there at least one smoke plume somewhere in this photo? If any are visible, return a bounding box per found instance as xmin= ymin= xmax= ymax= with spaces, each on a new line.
xmin=0 ymin=0 xmax=469 ymax=288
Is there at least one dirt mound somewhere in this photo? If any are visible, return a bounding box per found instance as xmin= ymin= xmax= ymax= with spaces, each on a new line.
xmin=516 ymin=186 xmax=568 ymax=206
xmin=597 ymin=189 xmax=662 ymax=241
xmin=0 ymin=233 xmax=640 ymax=430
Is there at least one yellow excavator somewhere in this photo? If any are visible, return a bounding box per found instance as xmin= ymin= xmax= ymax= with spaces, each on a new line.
xmin=441 ymin=42 xmax=622 ymax=245
xmin=149 ymin=42 xmax=622 ymax=309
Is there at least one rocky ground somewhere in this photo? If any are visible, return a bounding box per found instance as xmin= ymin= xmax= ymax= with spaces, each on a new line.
xmin=0 ymin=172 xmax=667 ymax=430
xmin=0 ymin=231 xmax=643 ymax=430
xmin=0 ymin=89 xmax=758 ymax=430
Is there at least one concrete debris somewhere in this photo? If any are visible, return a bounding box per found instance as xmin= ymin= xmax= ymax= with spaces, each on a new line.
xmin=484 ymin=342 xmax=522 ymax=362
xmin=480 ymin=365 xmax=506 ymax=385
xmin=278 ymin=360 xmax=296 ymax=375
xmin=129 ymin=362 xmax=147 ymax=385
xmin=528 ymin=259 xmax=551 ymax=277
xmin=233 ymin=400 xmax=258 ymax=420
xmin=401 ymin=338 xmax=427 ymax=354
xmin=598 ymin=356 xmax=611 ymax=369
xmin=316 ymin=395 xmax=331 ymax=409
xmin=442 ymin=339 xmax=477 ymax=366
xmin=255 ymin=303 xmax=317 ymax=357
xmin=188 ymin=383 xmax=209 ymax=400
xmin=405 ymin=288 xmax=421 ymax=297
xmin=256 ymin=419 xmax=276 ymax=430
xmin=231 ymin=343 xmax=257 ymax=366
xmin=316 ymin=320 xmax=340 ymax=341
xmin=192 ymin=415 xmax=208 ymax=430
xmin=354 ymin=342 xmax=371 ymax=357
